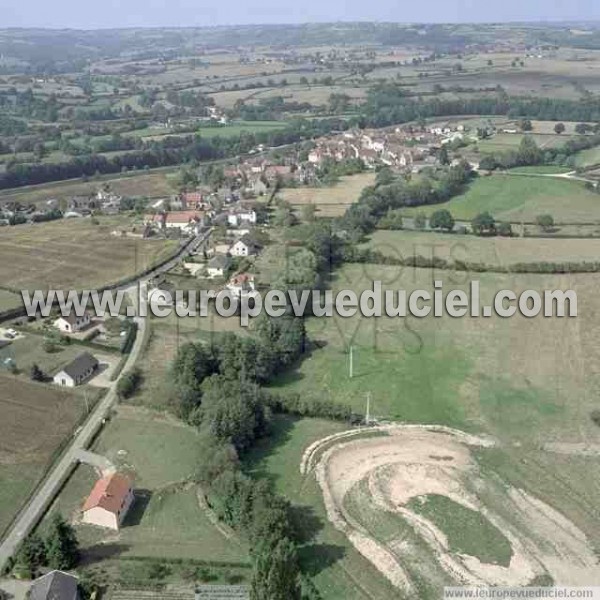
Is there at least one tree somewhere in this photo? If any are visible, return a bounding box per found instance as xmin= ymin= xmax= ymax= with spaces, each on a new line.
xmin=438 ymin=145 xmax=450 ymax=166
xmin=251 ymin=537 xmax=301 ymax=600
xmin=554 ymin=122 xmax=566 ymax=135
xmin=471 ymin=212 xmax=496 ymax=236
xmin=15 ymin=533 xmax=47 ymax=577
xmin=536 ymin=214 xmax=554 ymax=232
xmin=45 ymin=513 xmax=79 ymax=570
xmin=496 ymin=222 xmax=512 ymax=237
xmin=414 ymin=212 xmax=427 ymax=230
xmin=30 ymin=363 xmax=45 ymax=382
xmin=429 ymin=209 xmax=455 ymax=232
xmin=117 ymin=367 xmax=142 ymax=399
xmin=199 ymin=375 xmax=268 ymax=452
xmin=519 ymin=119 xmax=533 ymax=132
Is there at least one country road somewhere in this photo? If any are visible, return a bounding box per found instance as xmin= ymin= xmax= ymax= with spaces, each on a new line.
xmin=0 ymin=228 xmax=211 ymax=570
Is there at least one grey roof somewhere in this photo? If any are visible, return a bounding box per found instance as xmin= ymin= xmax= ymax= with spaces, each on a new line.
xmin=208 ymin=254 xmax=231 ymax=269
xmin=60 ymin=352 xmax=98 ymax=380
xmin=238 ymin=234 xmax=261 ymax=249
xmin=29 ymin=570 xmax=79 ymax=600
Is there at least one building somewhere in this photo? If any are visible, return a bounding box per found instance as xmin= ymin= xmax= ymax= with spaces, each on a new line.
xmin=207 ymin=254 xmax=232 ymax=278
xmin=227 ymin=209 xmax=257 ymax=228
xmin=29 ymin=570 xmax=80 ymax=600
xmin=54 ymin=312 xmax=91 ymax=333
xmin=230 ymin=234 xmax=261 ymax=257
xmin=82 ymin=472 xmax=134 ymax=530
xmin=226 ymin=273 xmax=256 ymax=296
xmin=53 ymin=352 xmax=99 ymax=387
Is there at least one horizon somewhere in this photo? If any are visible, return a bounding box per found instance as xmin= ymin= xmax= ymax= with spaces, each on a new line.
xmin=2 ymin=0 xmax=600 ymax=30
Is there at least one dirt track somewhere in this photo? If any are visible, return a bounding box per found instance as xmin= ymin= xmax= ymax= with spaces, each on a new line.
xmin=308 ymin=426 xmax=600 ymax=594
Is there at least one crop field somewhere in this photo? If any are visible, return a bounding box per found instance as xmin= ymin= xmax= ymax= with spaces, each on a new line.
xmin=246 ymin=84 xmax=367 ymax=107
xmin=279 ymin=172 xmax=375 ymax=218
xmin=0 ymin=375 xmax=90 ymax=536
xmin=0 ymin=216 xmax=177 ymax=290
xmin=0 ymin=170 xmax=176 ymax=206
xmin=402 ymin=174 xmax=600 ymax=223
xmin=364 ymin=230 xmax=600 ymax=267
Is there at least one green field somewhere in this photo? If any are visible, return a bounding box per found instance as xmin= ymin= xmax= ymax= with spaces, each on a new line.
xmin=574 ymin=145 xmax=600 ymax=169
xmin=477 ymin=133 xmax=576 ymax=153
xmin=403 ymin=174 xmax=600 ymax=223
xmin=244 ymin=415 xmax=399 ymax=600
xmin=47 ymin=406 xmax=250 ymax=565
xmin=364 ymin=230 xmax=600 ymax=267
xmin=407 ymin=494 xmax=512 ymax=567
xmin=195 ymin=120 xmax=286 ymax=139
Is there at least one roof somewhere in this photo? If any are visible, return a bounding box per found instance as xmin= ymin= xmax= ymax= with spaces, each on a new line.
xmin=82 ymin=472 xmax=132 ymax=515
xmin=208 ymin=255 xmax=231 ymax=269
xmin=56 ymin=312 xmax=89 ymax=326
xmin=229 ymin=272 xmax=254 ymax=286
xmin=59 ymin=352 xmax=98 ymax=380
xmin=166 ymin=211 xmax=204 ymax=224
xmin=235 ymin=234 xmax=261 ymax=249
xmin=29 ymin=570 xmax=79 ymax=600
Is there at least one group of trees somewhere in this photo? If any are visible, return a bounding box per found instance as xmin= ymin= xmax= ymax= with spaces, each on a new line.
xmin=15 ymin=514 xmax=79 ymax=578
xmin=340 ymin=160 xmax=474 ymax=239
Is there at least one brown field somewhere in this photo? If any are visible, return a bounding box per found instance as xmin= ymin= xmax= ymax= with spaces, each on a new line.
xmin=0 ymin=376 xmax=89 ymax=535
xmin=280 ymin=172 xmax=375 ymax=217
xmin=0 ymin=171 xmax=176 ymax=206
xmin=0 ymin=217 xmax=177 ymax=291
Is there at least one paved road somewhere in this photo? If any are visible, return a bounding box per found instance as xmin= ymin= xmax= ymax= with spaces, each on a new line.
xmin=0 ymin=228 xmax=211 ymax=570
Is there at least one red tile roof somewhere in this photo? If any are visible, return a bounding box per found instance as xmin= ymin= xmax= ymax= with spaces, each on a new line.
xmin=82 ymin=473 xmax=132 ymax=515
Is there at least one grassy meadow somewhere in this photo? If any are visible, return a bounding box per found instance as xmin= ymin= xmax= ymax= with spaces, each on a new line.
xmin=402 ymin=174 xmax=600 ymax=223
xmin=363 ymin=230 xmax=600 ymax=267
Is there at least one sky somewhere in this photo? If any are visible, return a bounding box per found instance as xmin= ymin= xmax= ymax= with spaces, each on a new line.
xmin=1 ymin=0 xmax=599 ymax=29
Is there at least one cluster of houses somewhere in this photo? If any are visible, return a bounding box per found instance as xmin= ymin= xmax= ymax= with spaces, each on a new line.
xmin=305 ymin=125 xmax=472 ymax=171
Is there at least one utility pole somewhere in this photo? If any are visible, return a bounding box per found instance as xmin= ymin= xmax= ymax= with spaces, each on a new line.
xmin=365 ymin=392 xmax=371 ymax=425
xmin=349 ymin=345 xmax=353 ymax=379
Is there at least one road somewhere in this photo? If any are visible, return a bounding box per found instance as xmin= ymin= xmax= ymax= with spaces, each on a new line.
xmin=0 ymin=227 xmax=211 ymax=570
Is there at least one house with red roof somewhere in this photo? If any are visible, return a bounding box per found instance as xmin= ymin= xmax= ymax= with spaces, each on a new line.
xmin=82 ymin=473 xmax=134 ymax=530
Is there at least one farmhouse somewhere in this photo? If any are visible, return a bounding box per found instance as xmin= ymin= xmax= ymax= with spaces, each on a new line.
xmin=207 ymin=254 xmax=232 ymax=278
xmin=82 ymin=472 xmax=134 ymax=530
xmin=230 ymin=234 xmax=261 ymax=257
xmin=28 ymin=570 xmax=80 ymax=600
xmin=54 ymin=311 xmax=91 ymax=333
xmin=53 ymin=352 xmax=99 ymax=387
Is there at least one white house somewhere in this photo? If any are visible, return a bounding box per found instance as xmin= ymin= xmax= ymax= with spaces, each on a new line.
xmin=227 ymin=209 xmax=257 ymax=228
xmin=54 ymin=312 xmax=91 ymax=333
xmin=230 ymin=235 xmax=260 ymax=257
xmin=82 ymin=472 xmax=134 ymax=530
xmin=53 ymin=352 xmax=99 ymax=387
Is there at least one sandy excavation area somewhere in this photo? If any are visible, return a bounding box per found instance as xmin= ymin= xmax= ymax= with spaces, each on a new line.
xmin=304 ymin=426 xmax=600 ymax=595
